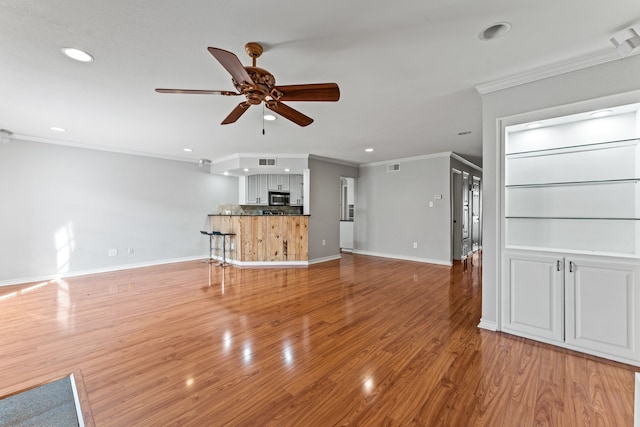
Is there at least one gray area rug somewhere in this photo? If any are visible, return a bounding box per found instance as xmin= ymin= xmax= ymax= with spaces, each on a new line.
xmin=0 ymin=375 xmax=80 ymax=427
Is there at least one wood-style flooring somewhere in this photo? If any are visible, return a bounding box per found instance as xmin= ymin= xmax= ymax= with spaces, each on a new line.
xmin=0 ymin=253 xmax=636 ymax=426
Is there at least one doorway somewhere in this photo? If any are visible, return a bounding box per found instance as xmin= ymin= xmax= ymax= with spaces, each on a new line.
xmin=339 ymin=177 xmax=355 ymax=252
xmin=452 ymin=170 xmax=462 ymax=261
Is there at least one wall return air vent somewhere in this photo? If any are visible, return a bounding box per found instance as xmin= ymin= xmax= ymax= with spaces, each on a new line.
xmin=258 ymin=158 xmax=277 ymax=166
xmin=387 ymin=163 xmax=400 ymax=172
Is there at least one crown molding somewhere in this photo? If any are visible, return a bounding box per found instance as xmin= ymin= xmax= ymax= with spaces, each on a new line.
xmin=10 ymin=134 xmax=193 ymax=164
xmin=211 ymin=153 xmax=310 ymax=164
xmin=475 ymin=48 xmax=624 ymax=95
xmin=308 ymin=154 xmax=359 ymax=168
xmin=451 ymin=152 xmax=483 ymax=172
xmin=360 ymin=151 xmax=452 ymax=168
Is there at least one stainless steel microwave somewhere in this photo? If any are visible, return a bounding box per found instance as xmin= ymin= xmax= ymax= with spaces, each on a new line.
xmin=269 ymin=192 xmax=290 ymax=206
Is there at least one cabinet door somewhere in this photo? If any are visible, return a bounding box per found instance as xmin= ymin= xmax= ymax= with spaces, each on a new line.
xmin=267 ymin=174 xmax=279 ymax=191
xmin=502 ymin=252 xmax=564 ymax=343
xmin=246 ymin=175 xmax=258 ymax=204
xmin=278 ymin=174 xmax=290 ymax=191
xmin=289 ymin=174 xmax=303 ymax=206
xmin=257 ymin=175 xmax=268 ymax=204
xmin=268 ymin=174 xmax=290 ymax=191
xmin=565 ymin=257 xmax=640 ymax=361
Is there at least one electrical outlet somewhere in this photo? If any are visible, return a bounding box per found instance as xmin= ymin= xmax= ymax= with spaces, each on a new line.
xmin=429 ymin=201 xmax=434 ymax=208
xmin=413 ymin=242 xmax=418 ymax=249
xmin=108 ymin=249 xmax=118 ymax=256
xmin=322 ymin=239 xmax=326 ymax=246
xmin=128 ymin=247 xmax=134 ymax=254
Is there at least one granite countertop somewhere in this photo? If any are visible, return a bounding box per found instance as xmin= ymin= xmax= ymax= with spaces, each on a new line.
xmin=208 ymin=214 xmax=309 ymax=216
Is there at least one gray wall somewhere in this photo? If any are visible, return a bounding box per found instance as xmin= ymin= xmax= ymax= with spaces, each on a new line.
xmin=354 ymin=154 xmax=453 ymax=265
xmin=0 ymin=139 xmax=238 ymax=285
xmin=481 ymin=54 xmax=640 ymax=329
xmin=308 ymin=157 xmax=358 ymax=262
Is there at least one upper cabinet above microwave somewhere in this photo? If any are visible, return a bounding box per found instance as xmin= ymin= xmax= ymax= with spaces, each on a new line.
xmin=245 ymin=174 xmax=303 ymax=205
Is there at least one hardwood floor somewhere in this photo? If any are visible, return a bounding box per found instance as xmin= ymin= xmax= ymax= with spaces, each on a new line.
xmin=0 ymin=253 xmax=636 ymax=426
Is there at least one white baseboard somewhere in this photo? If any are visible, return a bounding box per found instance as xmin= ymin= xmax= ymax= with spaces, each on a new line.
xmin=352 ymin=250 xmax=452 ymax=266
xmin=0 ymin=255 xmax=206 ymax=287
xmin=478 ymin=319 xmax=499 ymax=331
xmin=231 ymin=260 xmax=309 ymax=268
xmin=308 ymin=254 xmax=342 ymax=265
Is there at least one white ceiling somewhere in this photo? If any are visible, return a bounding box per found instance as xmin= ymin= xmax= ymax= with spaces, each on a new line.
xmin=1 ymin=1 xmax=639 ymax=168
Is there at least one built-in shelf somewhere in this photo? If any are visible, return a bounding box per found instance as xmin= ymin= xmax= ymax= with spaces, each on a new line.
xmin=506 ymin=178 xmax=640 ymax=188
xmin=506 ymin=216 xmax=640 ymax=220
xmin=506 ymin=137 xmax=639 ymax=156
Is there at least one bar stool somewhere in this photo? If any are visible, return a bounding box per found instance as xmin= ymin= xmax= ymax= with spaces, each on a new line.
xmin=218 ymin=232 xmax=236 ymax=267
xmin=200 ymin=230 xmax=222 ymax=262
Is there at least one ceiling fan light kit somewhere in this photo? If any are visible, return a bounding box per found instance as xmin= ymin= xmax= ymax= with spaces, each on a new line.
xmin=156 ymin=42 xmax=340 ymax=127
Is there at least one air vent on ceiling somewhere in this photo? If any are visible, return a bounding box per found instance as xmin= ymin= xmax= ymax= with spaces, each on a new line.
xmin=258 ymin=158 xmax=277 ymax=166
xmin=387 ymin=163 xmax=400 ymax=172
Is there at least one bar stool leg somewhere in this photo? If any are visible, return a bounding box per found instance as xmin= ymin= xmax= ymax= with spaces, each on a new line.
xmin=220 ymin=235 xmax=227 ymax=267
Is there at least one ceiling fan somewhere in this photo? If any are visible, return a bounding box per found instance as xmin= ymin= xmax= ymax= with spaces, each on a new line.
xmin=155 ymin=42 xmax=340 ymax=127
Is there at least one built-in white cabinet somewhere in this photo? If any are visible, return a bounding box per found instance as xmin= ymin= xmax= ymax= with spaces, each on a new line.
xmin=289 ymin=174 xmax=304 ymax=206
xmin=503 ymin=251 xmax=640 ymax=363
xmin=565 ymin=257 xmax=640 ymax=361
xmin=502 ymin=251 xmax=564 ymax=343
xmin=501 ymin=105 xmax=640 ymax=365
xmin=246 ymin=174 xmax=268 ymax=204
xmin=267 ymin=174 xmax=290 ymax=191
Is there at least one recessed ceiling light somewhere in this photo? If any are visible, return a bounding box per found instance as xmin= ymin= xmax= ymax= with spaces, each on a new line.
xmin=223 ymin=171 xmax=229 ymax=176
xmin=264 ymin=114 xmax=277 ymax=121
xmin=50 ymin=126 xmax=66 ymax=132
xmin=479 ymin=22 xmax=512 ymax=40
xmin=526 ymin=122 xmax=544 ymax=129
xmin=590 ymin=109 xmax=613 ymax=118
xmin=183 ymin=148 xmax=193 ymax=152
xmin=61 ymin=47 xmax=94 ymax=62
xmin=458 ymin=131 xmax=472 ymax=136
xmin=243 ymin=168 xmax=250 ymax=172
xmin=284 ymin=168 xmax=291 ymax=172
xmin=365 ymin=148 xmax=374 ymax=152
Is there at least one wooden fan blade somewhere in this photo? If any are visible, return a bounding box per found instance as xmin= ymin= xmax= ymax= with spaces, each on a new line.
xmin=273 ymin=83 xmax=340 ymax=102
xmin=222 ymin=102 xmax=251 ymax=125
xmin=207 ymin=47 xmax=254 ymax=87
xmin=266 ymin=101 xmax=314 ymax=127
xmin=155 ymin=89 xmax=240 ymax=96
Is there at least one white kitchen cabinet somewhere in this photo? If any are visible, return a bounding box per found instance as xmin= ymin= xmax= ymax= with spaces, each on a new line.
xmin=502 ymin=251 xmax=564 ymax=343
xmin=501 ymin=106 xmax=640 ymax=365
xmin=246 ymin=174 xmax=268 ymax=204
xmin=289 ymin=174 xmax=304 ymax=206
xmin=267 ymin=174 xmax=290 ymax=191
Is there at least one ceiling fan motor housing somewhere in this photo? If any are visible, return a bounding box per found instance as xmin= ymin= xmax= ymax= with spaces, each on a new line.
xmin=233 ymin=67 xmax=276 ymax=104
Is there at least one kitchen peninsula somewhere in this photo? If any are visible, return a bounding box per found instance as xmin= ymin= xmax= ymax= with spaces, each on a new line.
xmin=208 ymin=214 xmax=309 ymax=265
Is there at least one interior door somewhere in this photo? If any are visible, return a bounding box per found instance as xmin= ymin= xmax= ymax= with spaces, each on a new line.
xmin=452 ymin=170 xmax=462 ymax=260
xmin=471 ymin=177 xmax=481 ymax=251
